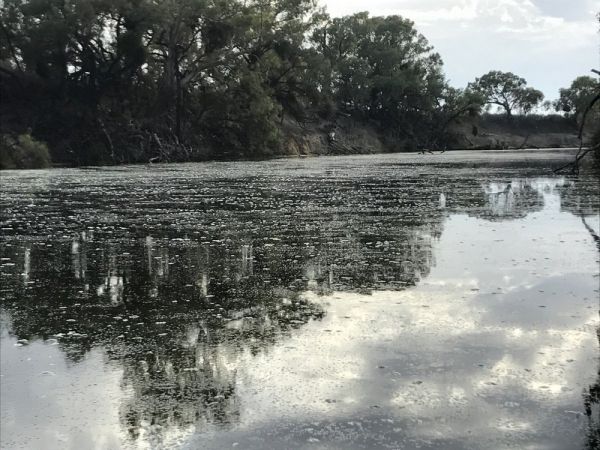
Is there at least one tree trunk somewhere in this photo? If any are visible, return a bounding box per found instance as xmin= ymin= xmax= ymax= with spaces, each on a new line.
xmin=175 ymin=73 xmax=182 ymax=141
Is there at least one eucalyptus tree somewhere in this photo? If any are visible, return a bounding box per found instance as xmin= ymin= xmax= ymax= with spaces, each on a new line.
xmin=1 ymin=0 xmax=504 ymax=164
xmin=311 ymin=12 xmax=446 ymax=145
xmin=0 ymin=0 xmax=156 ymax=162
xmin=469 ymin=71 xmax=544 ymax=117
xmin=554 ymin=76 xmax=600 ymax=120
xmin=199 ymin=0 xmax=323 ymax=155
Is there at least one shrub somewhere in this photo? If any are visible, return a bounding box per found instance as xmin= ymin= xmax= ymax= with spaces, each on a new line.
xmin=480 ymin=113 xmax=576 ymax=134
xmin=0 ymin=133 xmax=52 ymax=169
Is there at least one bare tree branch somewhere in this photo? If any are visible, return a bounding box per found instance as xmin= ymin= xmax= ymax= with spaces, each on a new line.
xmin=554 ymin=80 xmax=600 ymax=174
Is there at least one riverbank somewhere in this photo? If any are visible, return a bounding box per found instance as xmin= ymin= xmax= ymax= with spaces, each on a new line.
xmin=0 ymin=113 xmax=589 ymax=169
xmin=277 ymin=113 xmax=584 ymax=158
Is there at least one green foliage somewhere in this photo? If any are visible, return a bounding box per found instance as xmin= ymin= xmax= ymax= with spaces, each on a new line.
xmin=205 ymin=70 xmax=283 ymax=157
xmin=309 ymin=13 xmax=446 ymax=144
xmin=554 ymin=76 xmax=600 ymax=121
xmin=439 ymin=87 xmax=485 ymax=124
xmin=1 ymin=0 xmax=325 ymax=162
xmin=0 ymin=1 xmax=553 ymax=165
xmin=469 ymin=71 xmax=544 ymax=116
xmin=0 ymin=134 xmax=52 ymax=169
xmin=479 ymin=113 xmax=575 ymax=134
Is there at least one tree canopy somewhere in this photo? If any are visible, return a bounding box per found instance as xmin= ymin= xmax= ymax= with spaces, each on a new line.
xmin=0 ymin=1 xmax=555 ymax=166
xmin=554 ymin=76 xmax=600 ymax=119
xmin=469 ymin=71 xmax=544 ymax=117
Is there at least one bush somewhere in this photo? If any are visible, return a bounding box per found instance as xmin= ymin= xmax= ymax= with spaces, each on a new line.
xmin=479 ymin=113 xmax=576 ymax=133
xmin=0 ymin=133 xmax=52 ymax=169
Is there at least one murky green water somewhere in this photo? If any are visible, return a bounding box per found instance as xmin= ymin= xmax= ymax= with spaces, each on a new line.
xmin=1 ymin=150 xmax=598 ymax=450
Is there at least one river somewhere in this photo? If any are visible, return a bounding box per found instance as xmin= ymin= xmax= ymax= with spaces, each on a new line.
xmin=0 ymin=150 xmax=598 ymax=449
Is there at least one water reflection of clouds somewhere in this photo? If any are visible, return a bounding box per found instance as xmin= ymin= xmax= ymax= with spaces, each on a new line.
xmin=0 ymin=340 xmax=124 ymax=450
xmin=1 ymin=158 xmax=599 ymax=449
xmin=193 ymin=286 xmax=596 ymax=448
xmin=195 ymin=191 xmax=598 ymax=449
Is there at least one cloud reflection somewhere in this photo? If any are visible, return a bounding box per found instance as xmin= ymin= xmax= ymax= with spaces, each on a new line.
xmin=0 ymin=156 xmax=598 ymax=449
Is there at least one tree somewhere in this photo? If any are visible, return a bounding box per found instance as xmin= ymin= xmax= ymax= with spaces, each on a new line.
xmin=5 ymin=1 xmax=545 ymax=164
xmin=199 ymin=0 xmax=322 ymax=155
xmin=554 ymin=76 xmax=600 ymax=119
xmin=310 ymin=13 xmax=446 ymax=145
xmin=0 ymin=0 xmax=157 ymax=163
xmin=437 ymin=87 xmax=485 ymax=129
xmin=469 ymin=70 xmax=544 ymax=117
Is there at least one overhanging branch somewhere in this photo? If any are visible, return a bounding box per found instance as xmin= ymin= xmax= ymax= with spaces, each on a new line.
xmin=553 ymin=75 xmax=600 ymax=174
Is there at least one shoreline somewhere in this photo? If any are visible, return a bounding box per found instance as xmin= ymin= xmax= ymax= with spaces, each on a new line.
xmin=0 ymin=147 xmax=583 ymax=172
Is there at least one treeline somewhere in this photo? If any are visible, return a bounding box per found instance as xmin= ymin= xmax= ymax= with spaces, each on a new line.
xmin=0 ymin=0 xmax=597 ymax=167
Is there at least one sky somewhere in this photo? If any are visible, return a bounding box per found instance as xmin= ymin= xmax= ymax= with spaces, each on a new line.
xmin=320 ymin=0 xmax=600 ymax=100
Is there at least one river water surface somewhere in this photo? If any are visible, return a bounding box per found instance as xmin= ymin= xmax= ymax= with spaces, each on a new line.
xmin=0 ymin=150 xmax=599 ymax=449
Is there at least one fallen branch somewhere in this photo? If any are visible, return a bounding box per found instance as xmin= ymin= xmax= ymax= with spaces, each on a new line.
xmin=554 ymin=142 xmax=600 ymax=174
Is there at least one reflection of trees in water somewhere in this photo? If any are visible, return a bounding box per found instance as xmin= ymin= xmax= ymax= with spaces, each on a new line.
xmin=584 ymin=327 xmax=600 ymax=450
xmin=459 ymin=179 xmax=545 ymax=221
xmin=563 ymin=175 xmax=600 ymax=450
xmin=558 ymin=178 xmax=600 ymax=252
xmin=431 ymin=177 xmax=550 ymax=222
xmin=484 ymin=181 xmax=544 ymax=219
xmin=116 ymin=286 xmax=320 ymax=447
xmin=580 ymin=216 xmax=600 ymax=251
xmin=119 ymin=331 xmax=240 ymax=445
xmin=0 ymin=174 xmax=582 ymax=445
xmin=0 ymin=201 xmax=445 ymax=445
xmin=558 ymin=178 xmax=600 ymax=218
xmin=0 ymin=237 xmax=326 ymax=446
